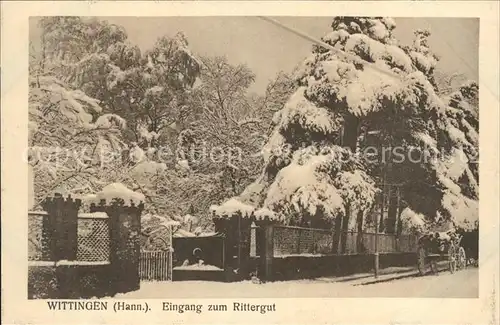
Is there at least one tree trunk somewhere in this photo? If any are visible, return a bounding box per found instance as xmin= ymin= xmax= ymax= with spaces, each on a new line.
xmin=340 ymin=204 xmax=351 ymax=254
xmin=378 ymin=191 xmax=386 ymax=233
xmin=378 ymin=214 xmax=385 ymax=233
xmin=386 ymin=194 xmax=398 ymax=234
xmin=333 ymin=214 xmax=343 ymax=254
xmin=342 ymin=114 xmax=360 ymax=151
xmin=396 ymin=197 xmax=404 ymax=237
xmin=356 ymin=209 xmax=364 ymax=253
xmin=396 ymin=208 xmax=403 ymax=236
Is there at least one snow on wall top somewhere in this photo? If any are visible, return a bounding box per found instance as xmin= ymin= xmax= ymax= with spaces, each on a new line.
xmin=210 ymin=198 xmax=282 ymax=221
xmin=254 ymin=207 xmax=283 ymax=221
xmin=210 ymin=198 xmax=255 ymax=218
xmin=84 ymin=183 xmax=145 ymax=206
xmin=79 ymin=212 xmax=109 ymax=219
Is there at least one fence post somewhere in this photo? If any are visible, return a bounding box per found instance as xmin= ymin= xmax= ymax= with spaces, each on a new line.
xmin=311 ymin=230 xmax=316 ymax=254
xmin=239 ymin=216 xmax=252 ymax=278
xmin=262 ymin=221 xmax=274 ymax=282
xmin=374 ymin=232 xmax=380 ymax=279
xmin=169 ymin=227 xmax=173 ymax=281
xmin=250 ymin=222 xmax=257 ymax=257
xmin=331 ymin=230 xmax=336 ymax=254
xmin=297 ymin=228 xmax=301 ymax=255
xmin=213 ymin=216 xmax=230 ymax=273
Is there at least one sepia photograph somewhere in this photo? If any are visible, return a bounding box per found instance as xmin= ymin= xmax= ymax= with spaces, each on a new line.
xmin=25 ymin=15 xmax=482 ymax=300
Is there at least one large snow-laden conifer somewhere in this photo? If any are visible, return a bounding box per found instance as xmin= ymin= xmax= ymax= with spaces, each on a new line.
xmin=235 ymin=17 xmax=478 ymax=231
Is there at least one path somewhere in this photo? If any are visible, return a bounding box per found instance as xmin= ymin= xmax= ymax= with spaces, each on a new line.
xmin=116 ymin=267 xmax=478 ymax=299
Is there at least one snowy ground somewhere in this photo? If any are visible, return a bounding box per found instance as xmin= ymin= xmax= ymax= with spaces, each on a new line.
xmin=117 ymin=267 xmax=478 ymax=299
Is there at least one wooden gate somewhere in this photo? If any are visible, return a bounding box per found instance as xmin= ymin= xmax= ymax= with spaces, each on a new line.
xmin=139 ymin=250 xmax=173 ymax=281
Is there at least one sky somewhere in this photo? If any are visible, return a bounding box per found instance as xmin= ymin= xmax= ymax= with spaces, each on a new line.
xmin=30 ymin=17 xmax=479 ymax=94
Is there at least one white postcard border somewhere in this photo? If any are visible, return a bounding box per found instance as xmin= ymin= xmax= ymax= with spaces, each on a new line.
xmin=1 ymin=1 xmax=499 ymax=324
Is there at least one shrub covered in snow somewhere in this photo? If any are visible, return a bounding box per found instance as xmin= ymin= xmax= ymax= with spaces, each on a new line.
xmin=400 ymin=207 xmax=428 ymax=234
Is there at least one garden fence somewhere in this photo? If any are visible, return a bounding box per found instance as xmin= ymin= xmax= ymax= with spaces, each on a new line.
xmin=254 ymin=225 xmax=418 ymax=258
xmin=139 ymin=251 xmax=172 ymax=281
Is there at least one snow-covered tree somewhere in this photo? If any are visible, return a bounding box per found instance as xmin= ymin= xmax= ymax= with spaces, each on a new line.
xmin=186 ymin=56 xmax=261 ymax=174
xmin=28 ymin=74 xmax=127 ymax=208
xmin=33 ymin=18 xmax=283 ymax=233
xmin=256 ymin=71 xmax=297 ymax=119
xmin=233 ymin=17 xmax=478 ymax=234
xmin=36 ymin=17 xmax=201 ymax=150
xmin=176 ymin=57 xmax=277 ymax=199
xmin=437 ymin=80 xmax=479 ymax=231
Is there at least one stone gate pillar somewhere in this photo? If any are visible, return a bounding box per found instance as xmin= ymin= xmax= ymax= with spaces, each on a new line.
xmin=41 ymin=193 xmax=81 ymax=261
xmin=237 ymin=215 xmax=253 ymax=278
xmin=213 ymin=213 xmax=255 ymax=280
xmin=255 ymin=218 xmax=275 ymax=282
xmin=90 ymin=200 xmax=144 ymax=294
xmin=41 ymin=193 xmax=81 ymax=298
xmin=213 ymin=216 xmax=231 ymax=275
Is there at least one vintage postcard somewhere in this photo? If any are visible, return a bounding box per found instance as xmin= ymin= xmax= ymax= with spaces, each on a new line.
xmin=1 ymin=1 xmax=499 ymax=324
